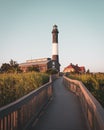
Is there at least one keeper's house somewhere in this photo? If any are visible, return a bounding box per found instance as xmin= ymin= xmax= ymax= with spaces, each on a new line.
xmin=63 ymin=63 xmax=86 ymax=74
xmin=19 ymin=58 xmax=60 ymax=72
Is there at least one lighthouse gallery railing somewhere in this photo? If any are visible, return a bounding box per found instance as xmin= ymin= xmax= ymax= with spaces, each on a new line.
xmin=0 ymin=81 xmax=53 ymax=130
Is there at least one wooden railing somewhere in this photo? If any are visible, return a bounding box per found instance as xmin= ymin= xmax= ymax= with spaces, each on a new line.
xmin=0 ymin=80 xmax=53 ymax=130
xmin=63 ymin=76 xmax=104 ymax=130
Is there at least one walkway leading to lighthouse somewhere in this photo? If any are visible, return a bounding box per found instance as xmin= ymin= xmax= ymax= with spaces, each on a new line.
xmin=30 ymin=77 xmax=88 ymax=130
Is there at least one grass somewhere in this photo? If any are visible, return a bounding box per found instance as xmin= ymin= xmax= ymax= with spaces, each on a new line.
xmin=67 ymin=73 xmax=104 ymax=107
xmin=0 ymin=72 xmax=49 ymax=107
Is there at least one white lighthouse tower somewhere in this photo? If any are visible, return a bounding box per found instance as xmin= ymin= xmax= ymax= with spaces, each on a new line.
xmin=52 ymin=25 xmax=59 ymax=63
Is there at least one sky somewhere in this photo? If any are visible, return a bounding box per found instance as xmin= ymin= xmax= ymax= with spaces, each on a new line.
xmin=0 ymin=0 xmax=104 ymax=72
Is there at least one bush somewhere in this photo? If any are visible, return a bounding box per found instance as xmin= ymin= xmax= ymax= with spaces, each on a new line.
xmin=46 ymin=68 xmax=58 ymax=74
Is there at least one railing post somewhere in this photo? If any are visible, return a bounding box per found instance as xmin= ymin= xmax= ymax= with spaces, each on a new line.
xmin=17 ymin=107 xmax=22 ymax=130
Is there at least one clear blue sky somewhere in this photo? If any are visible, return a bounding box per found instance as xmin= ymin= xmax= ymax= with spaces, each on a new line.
xmin=0 ymin=0 xmax=104 ymax=72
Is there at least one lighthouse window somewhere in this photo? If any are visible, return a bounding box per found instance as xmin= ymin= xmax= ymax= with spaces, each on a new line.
xmin=52 ymin=62 xmax=55 ymax=65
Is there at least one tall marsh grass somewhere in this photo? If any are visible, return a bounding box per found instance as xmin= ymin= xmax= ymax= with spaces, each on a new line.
xmin=68 ymin=73 xmax=104 ymax=107
xmin=0 ymin=72 xmax=49 ymax=107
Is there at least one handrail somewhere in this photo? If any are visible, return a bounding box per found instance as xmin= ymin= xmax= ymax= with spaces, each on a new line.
xmin=0 ymin=81 xmax=53 ymax=130
xmin=63 ymin=76 xmax=104 ymax=130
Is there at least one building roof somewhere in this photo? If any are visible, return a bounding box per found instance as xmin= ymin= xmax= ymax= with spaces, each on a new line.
xmin=66 ymin=65 xmax=74 ymax=69
xmin=80 ymin=66 xmax=85 ymax=72
xmin=64 ymin=63 xmax=85 ymax=73
xmin=19 ymin=58 xmax=51 ymax=67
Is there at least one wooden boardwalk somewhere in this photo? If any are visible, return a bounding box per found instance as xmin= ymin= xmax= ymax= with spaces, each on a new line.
xmin=30 ymin=77 xmax=88 ymax=130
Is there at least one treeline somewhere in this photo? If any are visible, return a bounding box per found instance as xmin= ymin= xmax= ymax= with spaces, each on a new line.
xmin=0 ymin=59 xmax=42 ymax=73
xmin=0 ymin=72 xmax=49 ymax=107
xmin=0 ymin=59 xmax=58 ymax=74
xmin=0 ymin=59 xmax=21 ymax=73
xmin=68 ymin=73 xmax=104 ymax=108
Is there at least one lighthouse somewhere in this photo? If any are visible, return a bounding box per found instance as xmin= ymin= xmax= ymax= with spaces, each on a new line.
xmin=52 ymin=25 xmax=59 ymax=63
xmin=51 ymin=25 xmax=60 ymax=72
xmin=19 ymin=25 xmax=60 ymax=72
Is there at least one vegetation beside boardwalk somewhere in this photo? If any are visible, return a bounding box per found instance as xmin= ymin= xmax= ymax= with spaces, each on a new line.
xmin=0 ymin=72 xmax=49 ymax=107
xmin=67 ymin=73 xmax=104 ymax=108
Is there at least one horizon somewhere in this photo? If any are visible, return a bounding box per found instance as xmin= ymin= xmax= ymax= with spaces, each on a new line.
xmin=0 ymin=0 xmax=104 ymax=72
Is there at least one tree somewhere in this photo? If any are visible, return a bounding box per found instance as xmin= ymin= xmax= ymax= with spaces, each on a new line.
xmin=9 ymin=59 xmax=20 ymax=73
xmin=0 ymin=63 xmax=11 ymax=73
xmin=0 ymin=59 xmax=21 ymax=73
xmin=86 ymin=69 xmax=90 ymax=74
